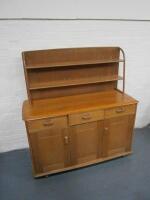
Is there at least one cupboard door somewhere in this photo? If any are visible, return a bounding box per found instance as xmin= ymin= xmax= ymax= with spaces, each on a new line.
xmin=70 ymin=121 xmax=104 ymax=165
xmin=29 ymin=126 xmax=70 ymax=174
xmin=103 ymin=115 xmax=135 ymax=157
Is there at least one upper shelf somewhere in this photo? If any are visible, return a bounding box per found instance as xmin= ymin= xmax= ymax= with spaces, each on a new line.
xmin=29 ymin=75 xmax=123 ymax=90
xmin=25 ymin=59 xmax=124 ymax=69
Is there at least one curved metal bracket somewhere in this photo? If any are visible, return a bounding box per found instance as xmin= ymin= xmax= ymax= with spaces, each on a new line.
xmin=119 ymin=47 xmax=126 ymax=94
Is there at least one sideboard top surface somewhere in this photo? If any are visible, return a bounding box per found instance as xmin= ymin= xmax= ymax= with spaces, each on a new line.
xmin=22 ymin=90 xmax=138 ymax=121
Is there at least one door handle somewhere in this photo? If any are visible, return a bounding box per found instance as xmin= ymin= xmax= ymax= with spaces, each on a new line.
xmin=64 ymin=136 xmax=69 ymax=145
xmin=104 ymin=127 xmax=109 ymax=134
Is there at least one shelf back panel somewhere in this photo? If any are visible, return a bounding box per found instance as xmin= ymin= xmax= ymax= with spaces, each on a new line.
xmin=23 ymin=47 xmax=120 ymax=68
xmin=28 ymin=63 xmax=119 ymax=89
xmin=30 ymin=82 xmax=117 ymax=100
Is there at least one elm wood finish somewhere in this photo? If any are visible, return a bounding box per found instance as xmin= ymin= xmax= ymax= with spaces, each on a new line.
xmin=23 ymin=47 xmax=121 ymax=68
xmin=22 ymin=47 xmax=122 ymax=102
xmin=22 ymin=90 xmax=137 ymax=120
xmin=28 ymin=64 xmax=122 ymax=90
xmin=30 ymin=151 xmax=133 ymax=178
xmin=69 ymin=121 xmax=104 ymax=165
xmin=29 ymin=76 xmax=122 ymax=90
xmin=22 ymin=47 xmax=138 ymax=177
xmin=30 ymin=82 xmax=116 ymax=100
xmin=27 ymin=120 xmax=70 ymax=173
xmin=25 ymin=59 xmax=124 ymax=69
xmin=103 ymin=115 xmax=136 ymax=157
xmin=24 ymin=91 xmax=137 ymax=177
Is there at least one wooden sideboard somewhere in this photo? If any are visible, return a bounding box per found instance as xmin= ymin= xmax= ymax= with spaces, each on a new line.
xmin=22 ymin=47 xmax=138 ymax=177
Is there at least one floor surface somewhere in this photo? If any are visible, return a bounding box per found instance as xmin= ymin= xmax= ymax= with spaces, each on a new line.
xmin=0 ymin=127 xmax=150 ymax=200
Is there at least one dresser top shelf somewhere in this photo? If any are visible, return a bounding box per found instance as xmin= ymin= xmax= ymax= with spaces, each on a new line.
xmin=29 ymin=75 xmax=123 ymax=90
xmin=22 ymin=47 xmax=126 ymax=102
xmin=22 ymin=47 xmax=123 ymax=69
xmin=25 ymin=59 xmax=124 ymax=69
xmin=22 ymin=90 xmax=138 ymax=121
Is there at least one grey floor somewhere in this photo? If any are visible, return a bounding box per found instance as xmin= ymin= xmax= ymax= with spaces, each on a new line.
xmin=0 ymin=127 xmax=150 ymax=200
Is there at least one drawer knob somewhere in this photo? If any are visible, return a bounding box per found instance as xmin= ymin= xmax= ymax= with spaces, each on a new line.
xmin=116 ymin=107 xmax=125 ymax=113
xmin=43 ymin=121 xmax=54 ymax=126
xmin=104 ymin=127 xmax=108 ymax=131
xmin=82 ymin=114 xmax=91 ymax=120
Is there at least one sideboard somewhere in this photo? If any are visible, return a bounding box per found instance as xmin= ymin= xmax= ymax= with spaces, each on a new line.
xmin=22 ymin=47 xmax=138 ymax=177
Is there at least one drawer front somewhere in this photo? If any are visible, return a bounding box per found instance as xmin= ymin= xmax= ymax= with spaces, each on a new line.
xmin=69 ymin=110 xmax=104 ymax=126
xmin=27 ymin=116 xmax=67 ymax=132
xmin=105 ymin=104 xmax=136 ymax=119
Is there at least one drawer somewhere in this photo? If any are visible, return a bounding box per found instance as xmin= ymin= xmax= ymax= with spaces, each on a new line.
xmin=105 ymin=104 xmax=136 ymax=119
xmin=27 ymin=116 xmax=67 ymax=132
xmin=69 ymin=110 xmax=104 ymax=126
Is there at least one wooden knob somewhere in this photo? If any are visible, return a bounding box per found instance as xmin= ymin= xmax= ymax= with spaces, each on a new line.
xmin=82 ymin=113 xmax=91 ymax=120
xmin=104 ymin=127 xmax=108 ymax=131
xmin=64 ymin=136 xmax=69 ymax=145
xmin=43 ymin=121 xmax=54 ymax=126
xmin=116 ymin=107 xmax=125 ymax=113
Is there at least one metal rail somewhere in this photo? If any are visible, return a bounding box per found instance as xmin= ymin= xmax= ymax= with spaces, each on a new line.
xmin=119 ymin=48 xmax=126 ymax=94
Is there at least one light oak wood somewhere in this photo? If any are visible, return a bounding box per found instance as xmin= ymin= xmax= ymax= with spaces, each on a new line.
xmin=70 ymin=121 xmax=104 ymax=165
xmin=29 ymin=126 xmax=70 ymax=174
xmin=25 ymin=59 xmax=124 ymax=69
xmin=27 ymin=116 xmax=67 ymax=132
xmin=29 ymin=75 xmax=122 ymax=90
xmin=22 ymin=90 xmax=137 ymax=120
xmin=28 ymin=64 xmax=121 ymax=90
xmin=22 ymin=47 xmax=121 ymax=102
xmin=34 ymin=151 xmax=132 ymax=178
xmin=69 ymin=110 xmax=104 ymax=126
xmin=103 ymin=115 xmax=136 ymax=157
xmin=30 ymin=82 xmax=116 ymax=100
xmin=105 ymin=104 xmax=136 ymax=119
xmin=22 ymin=47 xmax=138 ymax=177
xmin=23 ymin=47 xmax=120 ymax=68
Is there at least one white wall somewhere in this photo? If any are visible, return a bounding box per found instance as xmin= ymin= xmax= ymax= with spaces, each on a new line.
xmin=0 ymin=0 xmax=150 ymax=20
xmin=0 ymin=20 xmax=150 ymax=152
xmin=0 ymin=0 xmax=150 ymax=152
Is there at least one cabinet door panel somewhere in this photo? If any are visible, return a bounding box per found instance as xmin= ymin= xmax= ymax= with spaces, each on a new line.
xmin=29 ymin=127 xmax=70 ymax=174
xmin=103 ymin=115 xmax=135 ymax=157
xmin=70 ymin=121 xmax=104 ymax=165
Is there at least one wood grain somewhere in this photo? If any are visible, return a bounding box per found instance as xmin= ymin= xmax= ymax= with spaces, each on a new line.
xmin=22 ymin=47 xmax=138 ymax=177
xmin=22 ymin=47 xmax=121 ymax=102
xmin=23 ymin=90 xmax=137 ymax=121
